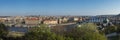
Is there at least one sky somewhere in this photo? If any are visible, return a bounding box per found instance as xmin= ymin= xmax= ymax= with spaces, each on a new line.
xmin=0 ymin=0 xmax=120 ymax=16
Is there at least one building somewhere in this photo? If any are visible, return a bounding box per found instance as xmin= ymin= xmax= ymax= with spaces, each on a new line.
xmin=87 ymin=16 xmax=109 ymax=23
xmin=0 ymin=18 xmax=7 ymax=23
xmin=58 ymin=18 xmax=62 ymax=24
xmin=62 ymin=17 xmax=69 ymax=23
xmin=43 ymin=20 xmax=58 ymax=24
xmin=79 ymin=17 xmax=83 ymax=21
xmin=68 ymin=17 xmax=79 ymax=22
xmin=74 ymin=17 xmax=79 ymax=21
xmin=25 ymin=17 xmax=39 ymax=25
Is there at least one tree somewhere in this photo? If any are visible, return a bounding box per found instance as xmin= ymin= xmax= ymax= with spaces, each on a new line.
xmin=24 ymin=23 xmax=107 ymax=40
xmin=81 ymin=31 xmax=107 ymax=40
xmin=0 ymin=23 xmax=8 ymax=38
xmin=64 ymin=23 xmax=107 ymax=40
xmin=102 ymin=26 xmax=117 ymax=34
xmin=24 ymin=24 xmax=66 ymax=40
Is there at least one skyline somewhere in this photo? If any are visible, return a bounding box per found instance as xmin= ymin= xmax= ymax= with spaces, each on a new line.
xmin=0 ymin=0 xmax=120 ymax=16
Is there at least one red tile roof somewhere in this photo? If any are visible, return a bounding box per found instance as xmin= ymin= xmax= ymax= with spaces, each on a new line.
xmin=26 ymin=17 xmax=39 ymax=20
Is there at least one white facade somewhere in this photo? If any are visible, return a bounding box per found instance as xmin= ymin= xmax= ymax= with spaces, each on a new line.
xmin=74 ymin=17 xmax=79 ymax=21
xmin=43 ymin=20 xmax=58 ymax=24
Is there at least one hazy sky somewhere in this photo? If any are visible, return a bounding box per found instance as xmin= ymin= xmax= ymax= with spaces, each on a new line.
xmin=0 ymin=0 xmax=120 ymax=16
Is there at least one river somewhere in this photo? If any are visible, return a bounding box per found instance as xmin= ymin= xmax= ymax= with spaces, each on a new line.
xmin=8 ymin=27 xmax=29 ymax=33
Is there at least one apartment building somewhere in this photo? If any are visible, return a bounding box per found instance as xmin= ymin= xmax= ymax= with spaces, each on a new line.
xmin=43 ymin=20 xmax=58 ymax=24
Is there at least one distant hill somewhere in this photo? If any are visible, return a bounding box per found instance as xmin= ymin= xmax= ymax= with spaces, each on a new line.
xmin=116 ymin=14 xmax=120 ymax=16
xmin=96 ymin=15 xmax=116 ymax=17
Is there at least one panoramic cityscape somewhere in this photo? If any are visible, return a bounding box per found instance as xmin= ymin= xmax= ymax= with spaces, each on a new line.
xmin=0 ymin=0 xmax=120 ymax=40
